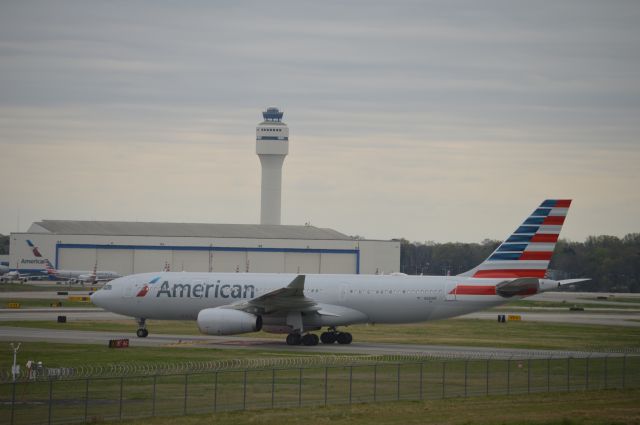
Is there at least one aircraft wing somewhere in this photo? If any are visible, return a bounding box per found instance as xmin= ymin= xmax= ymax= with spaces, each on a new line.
xmin=227 ymin=275 xmax=319 ymax=315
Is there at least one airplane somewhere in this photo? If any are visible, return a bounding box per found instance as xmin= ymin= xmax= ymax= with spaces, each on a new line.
xmin=0 ymin=261 xmax=31 ymax=283
xmin=0 ymin=270 xmax=29 ymax=283
xmin=42 ymin=260 xmax=121 ymax=284
xmin=91 ymin=199 xmax=588 ymax=345
xmin=0 ymin=264 xmax=10 ymax=275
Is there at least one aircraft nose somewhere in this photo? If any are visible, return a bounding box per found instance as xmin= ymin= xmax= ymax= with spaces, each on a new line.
xmin=90 ymin=288 xmax=104 ymax=307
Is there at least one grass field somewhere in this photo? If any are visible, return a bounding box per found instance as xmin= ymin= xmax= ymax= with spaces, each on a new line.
xmin=0 ymin=342 xmax=318 ymax=370
xmin=0 ymin=283 xmax=93 ymax=292
xmin=496 ymin=299 xmax=640 ymax=310
xmin=115 ymin=389 xmax=640 ymax=425
xmin=1 ymin=298 xmax=94 ymax=308
xmin=3 ymin=318 xmax=639 ymax=351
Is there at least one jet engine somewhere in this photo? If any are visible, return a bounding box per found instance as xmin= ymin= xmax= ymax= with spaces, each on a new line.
xmin=196 ymin=308 xmax=262 ymax=336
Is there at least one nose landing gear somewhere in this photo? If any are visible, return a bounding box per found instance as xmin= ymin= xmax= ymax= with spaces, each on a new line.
xmin=136 ymin=317 xmax=148 ymax=338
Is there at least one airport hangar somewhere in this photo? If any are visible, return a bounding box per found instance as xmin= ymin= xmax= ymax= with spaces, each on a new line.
xmin=10 ymin=220 xmax=400 ymax=276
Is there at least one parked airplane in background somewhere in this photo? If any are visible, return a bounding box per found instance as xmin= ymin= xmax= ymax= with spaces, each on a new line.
xmin=0 ymin=269 xmax=28 ymax=283
xmin=43 ymin=260 xmax=121 ymax=284
xmin=0 ymin=265 xmax=9 ymax=275
xmin=92 ymin=200 xmax=588 ymax=345
xmin=0 ymin=262 xmax=34 ymax=283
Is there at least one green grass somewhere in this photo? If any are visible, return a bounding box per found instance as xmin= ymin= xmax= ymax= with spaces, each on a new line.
xmin=497 ymin=299 xmax=640 ymax=310
xmin=0 ymin=282 xmax=94 ymax=292
xmin=3 ymin=318 xmax=640 ymax=351
xmin=0 ymin=341 xmax=313 ymax=370
xmin=115 ymin=389 xmax=640 ymax=425
xmin=0 ymin=298 xmax=95 ymax=308
xmin=583 ymin=296 xmax=640 ymax=304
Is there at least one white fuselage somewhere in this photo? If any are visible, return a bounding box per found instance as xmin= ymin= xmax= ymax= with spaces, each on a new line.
xmin=47 ymin=269 xmax=120 ymax=281
xmin=92 ymin=272 xmax=523 ymax=331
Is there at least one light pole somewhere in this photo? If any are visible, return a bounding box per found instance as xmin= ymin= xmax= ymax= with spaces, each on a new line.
xmin=10 ymin=343 xmax=21 ymax=382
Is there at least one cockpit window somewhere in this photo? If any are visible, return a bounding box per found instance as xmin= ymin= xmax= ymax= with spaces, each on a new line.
xmin=103 ymin=284 xmax=112 ymax=290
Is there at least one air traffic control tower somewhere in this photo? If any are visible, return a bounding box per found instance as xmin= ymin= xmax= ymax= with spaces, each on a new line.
xmin=256 ymin=107 xmax=289 ymax=225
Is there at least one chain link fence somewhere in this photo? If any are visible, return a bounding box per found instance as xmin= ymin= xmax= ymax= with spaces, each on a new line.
xmin=1 ymin=355 xmax=638 ymax=425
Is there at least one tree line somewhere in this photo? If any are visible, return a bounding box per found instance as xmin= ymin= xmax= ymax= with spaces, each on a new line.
xmin=399 ymin=233 xmax=640 ymax=293
xmin=0 ymin=234 xmax=9 ymax=255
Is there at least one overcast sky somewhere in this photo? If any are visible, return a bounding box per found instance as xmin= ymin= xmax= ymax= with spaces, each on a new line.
xmin=1 ymin=0 xmax=638 ymax=243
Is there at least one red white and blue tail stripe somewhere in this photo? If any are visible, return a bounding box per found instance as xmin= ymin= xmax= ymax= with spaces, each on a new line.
xmin=459 ymin=199 xmax=571 ymax=279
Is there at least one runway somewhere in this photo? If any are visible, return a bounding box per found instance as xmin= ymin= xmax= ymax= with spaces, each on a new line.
xmin=2 ymin=307 xmax=639 ymax=327
xmin=0 ymin=325 xmax=623 ymax=359
xmin=1 ymin=290 xmax=638 ymax=359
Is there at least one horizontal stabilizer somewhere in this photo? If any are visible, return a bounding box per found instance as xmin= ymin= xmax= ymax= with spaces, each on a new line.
xmin=558 ymin=278 xmax=591 ymax=286
xmin=495 ymin=278 xmax=540 ymax=298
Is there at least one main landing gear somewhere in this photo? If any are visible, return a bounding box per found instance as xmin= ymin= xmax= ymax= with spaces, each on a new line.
xmin=285 ymin=328 xmax=352 ymax=346
xmin=136 ymin=317 xmax=149 ymax=338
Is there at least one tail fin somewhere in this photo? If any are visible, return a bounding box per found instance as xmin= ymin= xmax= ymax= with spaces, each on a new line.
xmin=459 ymin=199 xmax=571 ymax=278
xmin=44 ymin=259 xmax=56 ymax=274
xmin=26 ymin=240 xmax=42 ymax=257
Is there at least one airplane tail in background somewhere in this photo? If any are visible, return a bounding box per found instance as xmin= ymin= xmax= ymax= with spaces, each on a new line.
xmin=43 ymin=259 xmax=57 ymax=275
xmin=459 ymin=199 xmax=572 ymax=279
xmin=26 ymin=240 xmax=42 ymax=257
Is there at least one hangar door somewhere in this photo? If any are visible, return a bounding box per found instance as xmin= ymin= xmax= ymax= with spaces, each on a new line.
xmin=133 ymin=250 xmax=172 ymax=274
xmin=172 ymin=250 xmax=209 ymax=273
xmin=284 ymin=252 xmax=320 ymax=274
xmin=58 ymin=248 xmax=96 ymax=271
xmin=97 ymin=249 xmax=134 ymax=275
xmin=320 ymin=253 xmax=356 ymax=274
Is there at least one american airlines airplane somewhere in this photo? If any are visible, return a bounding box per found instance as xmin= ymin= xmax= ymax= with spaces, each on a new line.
xmin=91 ymin=200 xmax=587 ymax=346
xmin=42 ymin=260 xmax=121 ymax=284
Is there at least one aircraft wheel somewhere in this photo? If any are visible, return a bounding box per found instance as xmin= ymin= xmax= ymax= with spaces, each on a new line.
xmin=320 ymin=332 xmax=336 ymax=344
xmin=336 ymin=332 xmax=352 ymax=345
xmin=302 ymin=333 xmax=319 ymax=346
xmin=136 ymin=329 xmax=148 ymax=338
xmin=286 ymin=333 xmax=302 ymax=345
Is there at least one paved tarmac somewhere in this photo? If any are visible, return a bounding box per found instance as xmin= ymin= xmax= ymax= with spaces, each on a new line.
xmin=1 ymin=290 xmax=638 ymax=359
xmin=0 ymin=326 xmax=626 ymax=359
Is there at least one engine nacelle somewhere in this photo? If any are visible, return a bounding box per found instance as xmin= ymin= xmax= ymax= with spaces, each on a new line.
xmin=197 ymin=308 xmax=262 ymax=336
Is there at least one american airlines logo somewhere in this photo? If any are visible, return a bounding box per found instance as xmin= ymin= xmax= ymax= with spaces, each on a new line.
xmin=155 ymin=281 xmax=255 ymax=299
xmin=26 ymin=240 xmax=42 ymax=257
xmin=21 ymin=259 xmax=48 ymax=265
xmin=136 ymin=277 xmax=161 ymax=297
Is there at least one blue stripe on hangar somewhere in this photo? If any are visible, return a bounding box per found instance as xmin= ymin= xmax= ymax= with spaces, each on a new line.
xmin=55 ymin=243 xmax=361 ymax=274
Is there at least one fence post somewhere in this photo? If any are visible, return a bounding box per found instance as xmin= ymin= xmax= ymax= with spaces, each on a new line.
xmin=324 ymin=367 xmax=328 ymax=406
xmin=11 ymin=382 xmax=16 ymax=425
xmin=48 ymin=379 xmax=53 ymax=425
xmin=349 ymin=366 xmax=353 ymax=404
xmin=567 ymin=358 xmax=570 ymax=392
xmin=396 ymin=364 xmax=401 ymax=401
xmin=419 ymin=362 xmax=424 ymax=401
xmin=152 ymin=375 xmax=157 ymax=417
xmin=184 ymin=374 xmax=188 ymax=415
xmin=298 ymin=368 xmax=303 ymax=407
xmin=604 ymin=356 xmax=608 ymax=389
xmin=527 ymin=358 xmax=531 ymax=394
xmin=464 ymin=360 xmax=468 ymax=398
xmin=486 ymin=359 xmax=489 ymax=396
xmin=271 ymin=369 xmax=275 ymax=408
xmin=119 ymin=376 xmax=124 ymax=420
xmin=507 ymin=358 xmax=511 ymax=395
xmin=243 ymin=370 xmax=247 ymax=410
xmin=547 ymin=357 xmax=551 ymax=392
xmin=373 ymin=364 xmax=377 ymax=402
xmin=442 ymin=361 xmax=446 ymax=399
xmin=586 ymin=356 xmax=590 ymax=391
xmin=214 ymin=372 xmax=218 ymax=412
xmin=623 ymin=355 xmax=627 ymax=389
xmin=84 ymin=378 xmax=89 ymax=423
